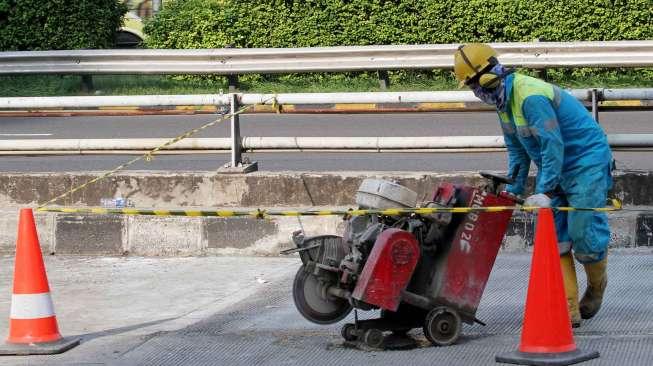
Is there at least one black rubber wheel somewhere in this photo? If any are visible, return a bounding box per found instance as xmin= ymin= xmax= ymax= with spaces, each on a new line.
xmin=292 ymin=266 xmax=352 ymax=324
xmin=423 ymin=306 xmax=462 ymax=346
xmin=341 ymin=323 xmax=358 ymax=342
xmin=363 ymin=328 xmax=384 ymax=349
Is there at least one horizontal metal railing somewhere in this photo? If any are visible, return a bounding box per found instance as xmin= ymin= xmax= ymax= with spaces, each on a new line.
xmin=1 ymin=88 xmax=652 ymax=109
xmin=1 ymin=135 xmax=651 ymax=154
xmin=1 ymin=41 xmax=653 ymax=75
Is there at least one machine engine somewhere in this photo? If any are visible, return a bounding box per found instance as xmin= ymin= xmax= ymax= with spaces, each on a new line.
xmin=287 ymin=174 xmax=517 ymax=348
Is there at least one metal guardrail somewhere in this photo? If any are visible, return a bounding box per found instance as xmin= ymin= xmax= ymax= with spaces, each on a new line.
xmin=1 ymin=41 xmax=653 ymax=75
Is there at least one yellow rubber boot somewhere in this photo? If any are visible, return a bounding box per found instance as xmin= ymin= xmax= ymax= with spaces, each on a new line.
xmin=560 ymin=252 xmax=581 ymax=328
xmin=580 ymin=256 xmax=608 ymax=320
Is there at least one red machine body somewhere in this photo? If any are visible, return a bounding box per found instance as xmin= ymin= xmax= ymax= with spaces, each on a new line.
xmin=441 ymin=189 xmax=513 ymax=311
xmin=419 ymin=185 xmax=515 ymax=318
xmin=352 ymin=229 xmax=420 ymax=311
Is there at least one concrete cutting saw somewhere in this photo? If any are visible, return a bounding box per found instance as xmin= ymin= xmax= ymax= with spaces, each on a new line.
xmin=284 ymin=172 xmax=519 ymax=349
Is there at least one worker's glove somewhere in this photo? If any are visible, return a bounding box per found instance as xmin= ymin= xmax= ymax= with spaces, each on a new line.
xmin=524 ymin=193 xmax=551 ymax=208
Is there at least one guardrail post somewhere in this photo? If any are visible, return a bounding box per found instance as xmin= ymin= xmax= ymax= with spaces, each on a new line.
xmin=591 ymin=88 xmax=600 ymax=123
xmin=230 ymin=93 xmax=241 ymax=167
xmin=81 ymin=75 xmax=94 ymax=93
xmin=378 ymin=70 xmax=390 ymax=89
xmin=217 ymin=93 xmax=258 ymax=173
xmin=228 ymin=75 xmax=239 ymax=92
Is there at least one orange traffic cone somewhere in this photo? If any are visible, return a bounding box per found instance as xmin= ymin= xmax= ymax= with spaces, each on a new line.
xmin=496 ymin=208 xmax=599 ymax=365
xmin=0 ymin=208 xmax=79 ymax=356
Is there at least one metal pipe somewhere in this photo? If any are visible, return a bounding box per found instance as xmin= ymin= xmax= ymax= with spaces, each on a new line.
xmin=607 ymin=134 xmax=653 ymax=147
xmin=241 ymin=136 xmax=507 ymax=149
xmin=1 ymin=134 xmax=652 ymax=152
xmin=6 ymin=147 xmax=653 ymax=155
xmin=240 ymin=91 xmax=480 ymax=105
xmin=602 ymin=88 xmax=653 ymax=101
xmin=0 ymin=138 xmax=230 ymax=151
xmin=0 ymin=94 xmax=230 ymax=109
xmin=2 ymin=88 xmax=653 ymax=110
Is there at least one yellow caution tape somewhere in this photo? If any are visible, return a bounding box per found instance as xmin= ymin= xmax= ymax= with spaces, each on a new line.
xmin=36 ymin=198 xmax=623 ymax=218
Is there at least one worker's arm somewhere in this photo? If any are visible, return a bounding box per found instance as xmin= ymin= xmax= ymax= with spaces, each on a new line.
xmin=501 ymin=123 xmax=530 ymax=195
xmin=522 ymin=95 xmax=564 ymax=194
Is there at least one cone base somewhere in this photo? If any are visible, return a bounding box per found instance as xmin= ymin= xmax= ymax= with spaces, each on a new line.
xmin=7 ymin=316 xmax=62 ymax=344
xmin=496 ymin=348 xmax=599 ymax=366
xmin=0 ymin=337 xmax=80 ymax=356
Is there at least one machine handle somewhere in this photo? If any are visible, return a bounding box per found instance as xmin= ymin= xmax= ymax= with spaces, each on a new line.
xmin=479 ymin=171 xmax=514 ymax=185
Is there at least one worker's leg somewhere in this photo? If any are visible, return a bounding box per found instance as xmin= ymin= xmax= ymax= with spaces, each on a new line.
xmin=560 ymin=251 xmax=581 ymax=327
xmin=552 ymin=196 xmax=580 ymax=327
xmin=579 ymin=256 xmax=607 ymax=319
xmin=566 ymin=167 xmax=611 ymax=320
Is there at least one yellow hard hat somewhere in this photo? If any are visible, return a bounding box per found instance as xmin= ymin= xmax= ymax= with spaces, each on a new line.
xmin=453 ymin=43 xmax=499 ymax=88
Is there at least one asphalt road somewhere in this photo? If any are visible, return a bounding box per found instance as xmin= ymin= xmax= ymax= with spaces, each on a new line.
xmin=0 ymin=111 xmax=651 ymax=172
xmin=1 ymin=253 xmax=651 ymax=365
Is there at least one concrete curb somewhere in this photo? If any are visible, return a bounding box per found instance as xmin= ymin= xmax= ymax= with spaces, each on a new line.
xmin=0 ymin=170 xmax=651 ymax=256
xmin=1 ymin=170 xmax=651 ymax=207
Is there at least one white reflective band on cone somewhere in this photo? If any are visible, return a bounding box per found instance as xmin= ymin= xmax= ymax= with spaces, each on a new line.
xmin=10 ymin=293 xmax=56 ymax=319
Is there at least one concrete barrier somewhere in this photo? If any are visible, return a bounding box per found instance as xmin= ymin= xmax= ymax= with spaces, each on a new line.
xmin=0 ymin=171 xmax=651 ymax=256
xmin=0 ymin=210 xmax=344 ymax=256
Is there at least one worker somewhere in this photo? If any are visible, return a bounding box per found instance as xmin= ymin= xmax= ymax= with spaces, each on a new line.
xmin=453 ymin=44 xmax=613 ymax=328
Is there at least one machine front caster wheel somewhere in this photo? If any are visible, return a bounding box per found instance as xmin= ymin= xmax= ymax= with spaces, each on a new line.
xmin=362 ymin=328 xmax=384 ymax=348
xmin=423 ymin=306 xmax=461 ymax=346
xmin=341 ymin=323 xmax=358 ymax=342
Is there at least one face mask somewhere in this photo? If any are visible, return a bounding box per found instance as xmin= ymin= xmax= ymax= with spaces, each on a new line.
xmin=472 ymin=84 xmax=500 ymax=105
xmin=470 ymin=64 xmax=510 ymax=111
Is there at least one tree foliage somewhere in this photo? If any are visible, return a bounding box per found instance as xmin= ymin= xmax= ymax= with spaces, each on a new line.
xmin=0 ymin=0 xmax=128 ymax=51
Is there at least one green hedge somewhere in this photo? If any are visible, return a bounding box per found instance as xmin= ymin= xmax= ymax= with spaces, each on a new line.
xmin=145 ymin=0 xmax=652 ymax=48
xmin=0 ymin=0 xmax=127 ymax=51
xmin=143 ymin=0 xmax=652 ymax=87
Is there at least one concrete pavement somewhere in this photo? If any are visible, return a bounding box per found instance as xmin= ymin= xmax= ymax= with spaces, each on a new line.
xmin=0 ymin=252 xmax=651 ymax=365
xmin=0 ymin=255 xmax=298 ymax=365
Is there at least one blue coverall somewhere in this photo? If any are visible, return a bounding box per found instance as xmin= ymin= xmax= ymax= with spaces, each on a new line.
xmin=498 ymin=73 xmax=613 ymax=263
